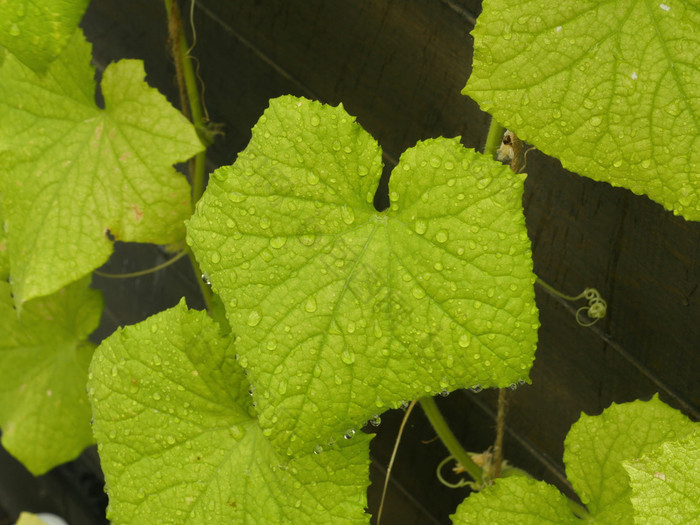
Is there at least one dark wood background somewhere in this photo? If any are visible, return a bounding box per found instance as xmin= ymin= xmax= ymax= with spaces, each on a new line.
xmin=2 ymin=1 xmax=697 ymax=524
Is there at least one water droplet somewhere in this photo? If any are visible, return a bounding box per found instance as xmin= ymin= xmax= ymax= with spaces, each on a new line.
xmin=259 ymin=217 xmax=271 ymax=229
xmin=470 ymin=385 xmax=483 ymax=393
xmin=278 ymin=380 xmax=287 ymax=394
xmin=373 ymin=319 xmax=383 ymax=338
xmin=344 ymin=429 xmax=356 ymax=439
xmin=270 ymin=236 xmax=286 ymax=249
xmin=310 ymin=115 xmax=320 ymax=126
xmin=340 ymin=348 xmax=355 ymax=364
xmin=166 ymin=435 xmax=176 ymax=445
xmin=247 ymin=309 xmax=262 ymax=327
xmin=210 ymin=252 xmax=221 ymax=263
xmin=299 ymin=234 xmax=316 ymax=246
xmin=412 ymin=286 xmax=426 ymax=299
xmin=228 ymin=191 xmax=246 ymax=203
xmin=304 ymin=297 xmax=318 ymax=312
xmin=306 ymin=172 xmax=319 ymax=185
xmin=341 ymin=206 xmax=355 ymax=225
xmin=458 ymin=334 xmax=471 ymax=348
xmin=435 ymin=229 xmax=449 ymax=243
xmin=414 ymin=220 xmax=428 ymax=235
xmin=9 ymin=24 xmax=20 ymax=37
xmin=153 ymin=392 xmax=162 ymax=400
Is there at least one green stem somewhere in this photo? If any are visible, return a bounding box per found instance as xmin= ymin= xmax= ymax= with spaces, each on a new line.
xmin=163 ymin=0 xmax=212 ymax=312
xmin=419 ymin=397 xmax=483 ymax=485
xmin=483 ymin=116 xmax=505 ymax=159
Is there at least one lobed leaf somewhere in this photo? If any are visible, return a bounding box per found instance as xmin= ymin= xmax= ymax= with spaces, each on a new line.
xmin=88 ymin=300 xmax=372 ymax=525
xmin=623 ymin=431 xmax=700 ymax=525
xmin=564 ymin=395 xmax=697 ymax=523
xmin=0 ymin=277 xmax=102 ymax=475
xmin=187 ymin=96 xmax=538 ymax=456
xmin=0 ymin=0 xmax=90 ymax=73
xmin=451 ymin=476 xmax=580 ymax=524
xmin=465 ymin=0 xmax=700 ymax=221
xmin=0 ymin=29 xmax=202 ymax=305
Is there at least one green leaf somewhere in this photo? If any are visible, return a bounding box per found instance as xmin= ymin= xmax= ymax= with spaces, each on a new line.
xmin=187 ymin=96 xmax=538 ymax=456
xmin=0 ymin=29 xmax=202 ymax=305
xmin=451 ymin=476 xmax=580 ymax=524
xmin=464 ymin=1 xmax=700 ymax=221
xmin=0 ymin=203 xmax=8 ymax=281
xmin=0 ymin=0 xmax=90 ymax=73
xmin=88 ymin=300 xmax=372 ymax=525
xmin=564 ymin=395 xmax=697 ymax=523
xmin=0 ymin=277 xmax=102 ymax=475
xmin=623 ymin=431 xmax=700 ymax=525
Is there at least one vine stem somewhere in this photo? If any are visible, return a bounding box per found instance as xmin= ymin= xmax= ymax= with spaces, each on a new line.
xmin=419 ymin=397 xmax=483 ymax=485
xmin=483 ymin=116 xmax=505 ymax=159
xmin=163 ymin=0 xmax=213 ymax=312
xmin=492 ymin=388 xmax=507 ymax=478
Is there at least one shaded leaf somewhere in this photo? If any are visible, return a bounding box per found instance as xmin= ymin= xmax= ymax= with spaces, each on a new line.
xmin=0 ymin=277 xmax=102 ymax=475
xmin=0 ymin=30 xmax=202 ymax=305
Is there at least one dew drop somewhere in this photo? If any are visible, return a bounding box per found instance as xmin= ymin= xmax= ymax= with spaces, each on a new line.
xmin=278 ymin=379 xmax=287 ymax=395
xmin=306 ymin=172 xmax=320 ymax=185
xmin=341 ymin=206 xmax=355 ymax=225
xmin=299 ymin=234 xmax=316 ymax=246
xmin=414 ymin=220 xmax=428 ymax=235
xmin=304 ymin=297 xmax=318 ymax=313
xmin=435 ymin=229 xmax=449 ymax=243
xmin=259 ymin=217 xmax=271 ymax=229
xmin=340 ymin=348 xmax=356 ymax=364
xmin=247 ymin=309 xmax=262 ymax=327
xmin=346 ymin=321 xmax=356 ymax=334
xmin=373 ymin=319 xmax=383 ymax=338
xmin=458 ymin=334 xmax=471 ymax=348
xmin=210 ymin=252 xmax=221 ymax=263
xmin=310 ymin=115 xmax=320 ymax=126
xmin=429 ymin=157 xmax=441 ymax=168
xmin=228 ymin=191 xmax=246 ymax=203
xmin=270 ymin=236 xmax=286 ymax=249
xmin=412 ymin=286 xmax=426 ymax=299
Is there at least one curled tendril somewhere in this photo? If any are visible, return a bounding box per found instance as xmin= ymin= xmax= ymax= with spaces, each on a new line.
xmin=574 ymin=288 xmax=607 ymax=327
xmin=536 ymin=278 xmax=608 ymax=327
xmin=436 ymin=456 xmax=473 ymax=489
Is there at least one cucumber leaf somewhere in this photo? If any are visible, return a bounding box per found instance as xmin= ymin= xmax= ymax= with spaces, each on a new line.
xmin=0 ymin=0 xmax=90 ymax=73
xmin=187 ymin=96 xmax=538 ymax=456
xmin=564 ymin=395 xmax=697 ymax=523
xmin=452 ymin=476 xmax=580 ymax=524
xmin=88 ymin=300 xmax=372 ymax=524
xmin=0 ymin=29 xmax=202 ymax=305
xmin=465 ymin=0 xmax=700 ymax=221
xmin=624 ymin=431 xmax=700 ymax=525
xmin=0 ymin=277 xmax=101 ymax=475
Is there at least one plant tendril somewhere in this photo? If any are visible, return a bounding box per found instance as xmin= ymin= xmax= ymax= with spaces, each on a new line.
xmin=536 ymin=278 xmax=607 ymax=326
xmin=94 ymin=250 xmax=188 ymax=278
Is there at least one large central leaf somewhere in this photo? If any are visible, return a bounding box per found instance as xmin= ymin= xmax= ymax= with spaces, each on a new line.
xmin=187 ymin=96 xmax=538 ymax=456
xmin=465 ymin=0 xmax=700 ymax=221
